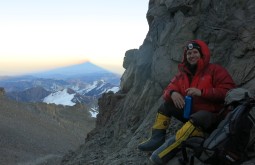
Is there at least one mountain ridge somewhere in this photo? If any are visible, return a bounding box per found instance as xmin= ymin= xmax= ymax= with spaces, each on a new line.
xmin=0 ymin=61 xmax=120 ymax=108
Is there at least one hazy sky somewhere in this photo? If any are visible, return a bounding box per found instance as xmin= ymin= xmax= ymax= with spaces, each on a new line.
xmin=0 ymin=0 xmax=149 ymax=76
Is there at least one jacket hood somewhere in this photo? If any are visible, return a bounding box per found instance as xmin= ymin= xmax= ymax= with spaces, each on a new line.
xmin=179 ymin=39 xmax=210 ymax=73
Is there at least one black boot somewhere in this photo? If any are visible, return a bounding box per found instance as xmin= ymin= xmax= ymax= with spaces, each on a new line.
xmin=138 ymin=129 xmax=166 ymax=151
xmin=138 ymin=113 xmax=170 ymax=151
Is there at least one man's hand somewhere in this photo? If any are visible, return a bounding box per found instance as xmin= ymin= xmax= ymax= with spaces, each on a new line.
xmin=171 ymin=92 xmax=185 ymax=109
xmin=186 ymin=88 xmax=201 ymax=96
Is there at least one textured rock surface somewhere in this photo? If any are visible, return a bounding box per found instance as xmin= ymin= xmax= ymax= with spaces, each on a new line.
xmin=61 ymin=0 xmax=255 ymax=164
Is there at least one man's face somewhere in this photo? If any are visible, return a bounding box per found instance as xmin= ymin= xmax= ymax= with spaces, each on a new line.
xmin=186 ymin=48 xmax=201 ymax=65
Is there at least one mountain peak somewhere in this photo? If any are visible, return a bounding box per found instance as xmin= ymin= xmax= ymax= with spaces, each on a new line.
xmin=32 ymin=62 xmax=118 ymax=80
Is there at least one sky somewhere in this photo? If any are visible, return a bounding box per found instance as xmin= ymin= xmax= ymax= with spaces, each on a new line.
xmin=0 ymin=0 xmax=149 ymax=76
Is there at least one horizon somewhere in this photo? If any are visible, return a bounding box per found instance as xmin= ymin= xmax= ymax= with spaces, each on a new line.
xmin=0 ymin=61 xmax=122 ymax=77
xmin=0 ymin=1 xmax=149 ymax=76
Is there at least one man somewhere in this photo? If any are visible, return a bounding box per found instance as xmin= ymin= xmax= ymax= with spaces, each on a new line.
xmin=138 ymin=40 xmax=236 ymax=163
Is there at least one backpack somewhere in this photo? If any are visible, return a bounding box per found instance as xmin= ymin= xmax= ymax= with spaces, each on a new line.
xmin=180 ymin=88 xmax=255 ymax=165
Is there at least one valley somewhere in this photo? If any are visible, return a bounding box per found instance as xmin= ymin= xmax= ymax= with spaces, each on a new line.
xmin=0 ymin=95 xmax=95 ymax=164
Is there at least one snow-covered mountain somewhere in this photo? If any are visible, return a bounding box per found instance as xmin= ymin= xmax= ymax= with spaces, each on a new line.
xmin=43 ymin=88 xmax=76 ymax=106
xmin=77 ymin=80 xmax=119 ymax=96
xmin=41 ymin=81 xmax=119 ymax=118
xmin=3 ymin=79 xmax=119 ymax=105
xmin=43 ymin=88 xmax=100 ymax=118
xmin=0 ymin=62 xmax=120 ymax=112
xmin=42 ymin=81 xmax=119 ymax=106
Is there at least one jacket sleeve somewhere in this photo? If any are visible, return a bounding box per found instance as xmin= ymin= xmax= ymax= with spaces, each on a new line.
xmin=201 ymin=65 xmax=236 ymax=101
xmin=163 ymin=75 xmax=181 ymax=102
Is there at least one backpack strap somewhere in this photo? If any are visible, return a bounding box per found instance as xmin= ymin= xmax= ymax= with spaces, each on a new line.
xmin=179 ymin=141 xmax=189 ymax=164
xmin=180 ymin=142 xmax=195 ymax=165
xmin=190 ymin=155 xmax=194 ymax=165
xmin=179 ymin=137 xmax=205 ymax=165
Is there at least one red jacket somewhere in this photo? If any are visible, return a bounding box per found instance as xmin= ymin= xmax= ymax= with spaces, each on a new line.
xmin=163 ymin=40 xmax=236 ymax=113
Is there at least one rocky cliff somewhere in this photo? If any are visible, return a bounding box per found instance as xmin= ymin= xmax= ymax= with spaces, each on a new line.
xmin=61 ymin=0 xmax=255 ymax=164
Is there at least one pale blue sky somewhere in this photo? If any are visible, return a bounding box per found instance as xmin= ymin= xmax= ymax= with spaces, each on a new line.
xmin=0 ymin=0 xmax=149 ymax=75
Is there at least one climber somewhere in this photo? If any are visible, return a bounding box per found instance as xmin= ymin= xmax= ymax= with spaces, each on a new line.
xmin=137 ymin=39 xmax=235 ymax=154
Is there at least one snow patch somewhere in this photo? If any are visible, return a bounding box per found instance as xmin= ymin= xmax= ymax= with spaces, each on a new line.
xmin=85 ymin=81 xmax=98 ymax=92
xmin=106 ymin=87 xmax=119 ymax=93
xmin=89 ymin=111 xmax=98 ymax=118
xmin=90 ymin=106 xmax=99 ymax=118
xmin=43 ymin=89 xmax=76 ymax=106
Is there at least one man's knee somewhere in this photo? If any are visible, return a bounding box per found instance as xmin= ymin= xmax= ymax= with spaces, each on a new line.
xmin=158 ymin=102 xmax=174 ymax=117
xmin=190 ymin=111 xmax=218 ymax=131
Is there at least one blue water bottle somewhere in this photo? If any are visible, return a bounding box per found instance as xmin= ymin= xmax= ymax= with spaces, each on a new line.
xmin=183 ymin=96 xmax=192 ymax=119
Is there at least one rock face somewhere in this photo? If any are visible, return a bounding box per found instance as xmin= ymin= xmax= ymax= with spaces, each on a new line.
xmin=61 ymin=0 xmax=255 ymax=164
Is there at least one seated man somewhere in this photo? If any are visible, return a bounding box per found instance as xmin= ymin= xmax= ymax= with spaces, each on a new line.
xmin=138 ymin=40 xmax=236 ymax=164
